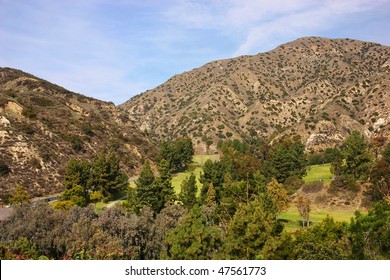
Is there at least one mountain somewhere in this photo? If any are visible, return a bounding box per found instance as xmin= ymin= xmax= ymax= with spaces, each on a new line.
xmin=0 ymin=68 xmax=156 ymax=197
xmin=121 ymin=37 xmax=390 ymax=153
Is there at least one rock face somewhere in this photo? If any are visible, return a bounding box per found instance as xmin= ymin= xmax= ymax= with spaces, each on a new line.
xmin=121 ymin=37 xmax=390 ymax=153
xmin=0 ymin=68 xmax=156 ymax=198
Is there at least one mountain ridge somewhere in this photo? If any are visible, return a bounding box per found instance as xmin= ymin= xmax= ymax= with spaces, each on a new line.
xmin=120 ymin=37 xmax=390 ymax=153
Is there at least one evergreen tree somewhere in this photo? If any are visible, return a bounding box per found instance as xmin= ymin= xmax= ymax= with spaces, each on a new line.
xmin=332 ymin=131 xmax=372 ymax=179
xmin=266 ymin=178 xmax=289 ymax=216
xmin=61 ymin=184 xmax=89 ymax=207
xmin=206 ymin=183 xmax=216 ymax=206
xmin=63 ymin=158 xmax=91 ymax=189
xmin=163 ymin=206 xmax=221 ymax=260
xmin=291 ymin=217 xmax=351 ymax=259
xmin=383 ymin=143 xmax=390 ymax=163
xmin=263 ymin=137 xmax=306 ymax=183
xmin=135 ymin=161 xmax=161 ymax=214
xmin=367 ymin=159 xmax=390 ymax=202
xmin=88 ymin=148 xmax=128 ymax=198
xmin=199 ymin=159 xmax=226 ymax=204
xmin=349 ymin=201 xmax=390 ymax=259
xmin=157 ymin=138 xmax=194 ymax=172
xmin=157 ymin=159 xmax=176 ymax=208
xmin=179 ymin=173 xmax=197 ymax=209
xmin=221 ymin=195 xmax=283 ymax=259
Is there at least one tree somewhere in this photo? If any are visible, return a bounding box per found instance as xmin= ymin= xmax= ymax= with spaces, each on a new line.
xmin=61 ymin=184 xmax=89 ymax=207
xmin=9 ymin=185 xmax=30 ymax=205
xmin=179 ymin=174 xmax=197 ymax=209
xmin=63 ymin=158 xmax=91 ymax=189
xmin=332 ymin=131 xmax=372 ymax=179
xmin=163 ymin=206 xmax=221 ymax=260
xmin=367 ymin=160 xmax=390 ymax=202
xmin=263 ymin=136 xmax=306 ymax=183
xmin=267 ymin=178 xmax=289 ymax=216
xmin=62 ymin=149 xmax=128 ymax=205
xmin=157 ymin=159 xmax=176 ymax=208
xmin=221 ymin=194 xmax=283 ymax=259
xmin=158 ymin=138 xmax=194 ymax=172
xmin=199 ymin=159 xmax=226 ymax=204
xmin=134 ymin=161 xmax=161 ymax=214
xmin=349 ymin=201 xmax=390 ymax=259
xmin=146 ymin=204 xmax=186 ymax=259
xmin=296 ymin=194 xmax=310 ymax=227
xmin=88 ymin=148 xmax=128 ymax=198
xmin=383 ymin=143 xmax=390 ymax=163
xmin=291 ymin=217 xmax=351 ymax=259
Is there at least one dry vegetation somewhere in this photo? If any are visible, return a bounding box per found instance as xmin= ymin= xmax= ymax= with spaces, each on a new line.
xmin=121 ymin=37 xmax=390 ymax=153
xmin=0 ymin=68 xmax=157 ymax=197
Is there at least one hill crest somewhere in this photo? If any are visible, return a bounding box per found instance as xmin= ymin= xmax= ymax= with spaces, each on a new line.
xmin=121 ymin=37 xmax=390 ymax=153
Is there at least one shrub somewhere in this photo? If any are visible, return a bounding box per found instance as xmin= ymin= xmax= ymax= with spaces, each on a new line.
xmin=284 ymin=176 xmax=304 ymax=195
xmin=0 ymin=160 xmax=10 ymax=176
xmin=301 ymin=181 xmax=324 ymax=194
xmin=328 ymin=175 xmax=360 ymax=194
xmin=21 ymin=106 xmax=37 ymax=119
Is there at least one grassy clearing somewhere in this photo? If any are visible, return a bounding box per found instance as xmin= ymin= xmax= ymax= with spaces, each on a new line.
xmin=303 ymin=163 xmax=333 ymax=184
xmin=172 ymin=154 xmax=220 ymax=194
xmin=95 ymin=201 xmax=108 ymax=211
xmin=279 ymin=207 xmax=364 ymax=232
xmin=128 ymin=154 xmax=220 ymax=194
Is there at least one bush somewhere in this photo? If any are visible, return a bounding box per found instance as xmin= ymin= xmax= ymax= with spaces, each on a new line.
xmin=21 ymin=106 xmax=37 ymax=119
xmin=328 ymin=175 xmax=360 ymax=194
xmin=302 ymin=181 xmax=324 ymax=194
xmin=284 ymin=176 xmax=304 ymax=195
xmin=0 ymin=160 xmax=10 ymax=176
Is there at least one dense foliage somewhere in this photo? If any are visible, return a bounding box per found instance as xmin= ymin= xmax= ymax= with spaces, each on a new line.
xmin=157 ymin=138 xmax=194 ymax=172
xmin=1 ymin=133 xmax=389 ymax=260
xmin=57 ymin=148 xmax=128 ymax=208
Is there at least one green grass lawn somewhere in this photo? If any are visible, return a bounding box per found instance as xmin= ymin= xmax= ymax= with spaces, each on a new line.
xmin=279 ymin=207 xmax=364 ymax=232
xmin=303 ymin=163 xmax=333 ymax=184
xmin=128 ymin=154 xmax=220 ymax=194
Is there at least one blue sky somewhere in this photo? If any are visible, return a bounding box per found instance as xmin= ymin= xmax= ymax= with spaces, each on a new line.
xmin=1 ymin=0 xmax=389 ymax=104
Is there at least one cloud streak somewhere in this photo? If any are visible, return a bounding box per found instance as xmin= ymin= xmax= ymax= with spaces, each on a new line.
xmin=1 ymin=0 xmax=389 ymax=104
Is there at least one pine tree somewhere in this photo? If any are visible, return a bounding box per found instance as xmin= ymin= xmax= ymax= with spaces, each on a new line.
xmin=267 ymin=178 xmax=289 ymax=216
xmin=158 ymin=159 xmax=176 ymax=208
xmin=333 ymin=131 xmax=372 ymax=179
xmin=179 ymin=173 xmax=197 ymax=209
xmin=263 ymin=137 xmax=306 ymax=183
xmin=163 ymin=206 xmax=221 ymax=260
xmin=135 ymin=161 xmax=162 ymax=214
xmin=222 ymin=195 xmax=283 ymax=259
xmin=63 ymin=158 xmax=91 ymax=189
xmin=88 ymin=149 xmax=128 ymax=198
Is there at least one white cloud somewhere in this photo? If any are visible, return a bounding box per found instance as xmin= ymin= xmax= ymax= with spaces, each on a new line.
xmin=1 ymin=0 xmax=389 ymax=103
xmin=163 ymin=0 xmax=390 ymax=56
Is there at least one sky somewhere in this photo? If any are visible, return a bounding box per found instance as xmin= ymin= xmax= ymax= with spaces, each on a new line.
xmin=1 ymin=0 xmax=390 ymax=104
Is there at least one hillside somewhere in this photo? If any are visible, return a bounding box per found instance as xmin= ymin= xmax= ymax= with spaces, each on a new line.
xmin=0 ymin=68 xmax=156 ymax=197
xmin=121 ymin=37 xmax=390 ymax=153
